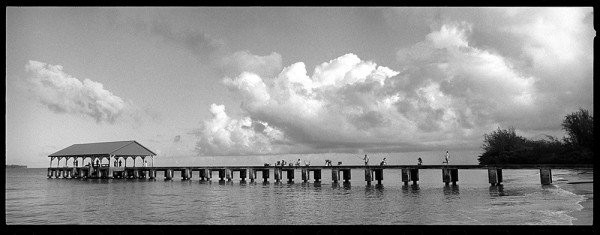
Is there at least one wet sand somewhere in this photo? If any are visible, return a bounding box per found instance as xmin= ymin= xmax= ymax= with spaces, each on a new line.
xmin=554 ymin=169 xmax=593 ymax=225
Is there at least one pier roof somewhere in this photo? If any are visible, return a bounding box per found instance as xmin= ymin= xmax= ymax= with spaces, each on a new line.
xmin=48 ymin=140 xmax=156 ymax=157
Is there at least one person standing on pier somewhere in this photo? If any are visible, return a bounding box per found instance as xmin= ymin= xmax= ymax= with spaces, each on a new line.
xmin=418 ymin=157 xmax=422 ymax=165
xmin=119 ymin=159 xmax=122 ymax=167
xmin=443 ymin=151 xmax=449 ymax=165
xmin=364 ymin=154 xmax=369 ymax=166
xmin=75 ymin=159 xmax=78 ymax=167
xmin=296 ymin=159 xmax=301 ymax=166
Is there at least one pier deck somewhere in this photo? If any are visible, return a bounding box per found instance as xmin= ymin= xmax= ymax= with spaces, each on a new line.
xmin=46 ymin=164 xmax=592 ymax=186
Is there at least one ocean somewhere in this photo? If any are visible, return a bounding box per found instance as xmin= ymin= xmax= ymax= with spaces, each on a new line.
xmin=5 ymin=167 xmax=590 ymax=225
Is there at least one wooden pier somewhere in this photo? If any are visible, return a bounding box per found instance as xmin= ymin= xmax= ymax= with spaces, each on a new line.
xmin=46 ymin=164 xmax=592 ymax=186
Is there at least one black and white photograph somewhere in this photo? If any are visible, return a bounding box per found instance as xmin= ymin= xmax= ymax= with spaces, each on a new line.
xmin=5 ymin=7 xmax=594 ymax=231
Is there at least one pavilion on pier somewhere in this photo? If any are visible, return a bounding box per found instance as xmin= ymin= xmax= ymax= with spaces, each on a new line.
xmin=48 ymin=140 xmax=156 ymax=168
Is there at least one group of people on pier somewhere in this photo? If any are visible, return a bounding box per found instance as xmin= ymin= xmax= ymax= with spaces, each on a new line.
xmin=266 ymin=151 xmax=449 ymax=167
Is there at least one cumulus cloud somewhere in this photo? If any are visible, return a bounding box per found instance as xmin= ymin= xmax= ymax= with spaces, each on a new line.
xmin=192 ymin=8 xmax=592 ymax=155
xmin=25 ymin=60 xmax=129 ymax=123
xmin=196 ymin=104 xmax=291 ymax=155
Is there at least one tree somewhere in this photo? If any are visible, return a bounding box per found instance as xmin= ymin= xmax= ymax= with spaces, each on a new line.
xmin=478 ymin=127 xmax=526 ymax=164
xmin=562 ymin=108 xmax=594 ymax=149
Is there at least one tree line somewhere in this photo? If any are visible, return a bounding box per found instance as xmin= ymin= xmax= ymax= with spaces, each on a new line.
xmin=478 ymin=108 xmax=593 ymax=164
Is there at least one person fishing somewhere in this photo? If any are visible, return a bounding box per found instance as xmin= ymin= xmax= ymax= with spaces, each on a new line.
xmin=296 ymin=159 xmax=301 ymax=166
xmin=418 ymin=157 xmax=422 ymax=165
xmin=363 ymin=154 xmax=369 ymax=166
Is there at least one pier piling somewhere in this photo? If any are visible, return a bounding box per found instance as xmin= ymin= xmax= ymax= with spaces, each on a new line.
xmin=488 ymin=168 xmax=502 ymax=186
xmin=239 ymin=169 xmax=247 ymax=181
xmin=225 ymin=168 xmax=233 ymax=181
xmin=286 ymin=169 xmax=294 ymax=183
xmin=313 ymin=169 xmax=322 ymax=182
xmin=401 ymin=168 xmax=410 ymax=185
xmin=540 ymin=168 xmax=552 ymax=185
xmin=274 ymin=168 xmax=282 ymax=182
xmin=262 ymin=169 xmax=270 ymax=182
xmin=373 ymin=168 xmax=383 ymax=185
xmin=364 ymin=168 xmax=372 ymax=185
xmin=165 ymin=169 xmax=173 ymax=180
xmin=248 ymin=169 xmax=256 ymax=182
xmin=149 ymin=169 xmax=156 ymax=179
xmin=332 ymin=169 xmax=340 ymax=183
xmin=410 ymin=168 xmax=419 ymax=184
xmin=342 ymin=169 xmax=351 ymax=183
xmin=442 ymin=168 xmax=458 ymax=185
xmin=218 ymin=169 xmax=226 ymax=181
xmin=302 ymin=168 xmax=310 ymax=182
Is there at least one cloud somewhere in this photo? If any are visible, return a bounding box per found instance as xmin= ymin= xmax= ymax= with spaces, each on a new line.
xmin=197 ymin=8 xmax=592 ymax=155
xmin=218 ymin=50 xmax=283 ymax=78
xmin=196 ymin=104 xmax=292 ymax=155
xmin=25 ymin=60 xmax=129 ymax=124
xmin=122 ymin=16 xmax=282 ymax=79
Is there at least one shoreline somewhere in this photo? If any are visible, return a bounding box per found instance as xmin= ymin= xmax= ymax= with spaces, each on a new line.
xmin=553 ymin=169 xmax=593 ymax=225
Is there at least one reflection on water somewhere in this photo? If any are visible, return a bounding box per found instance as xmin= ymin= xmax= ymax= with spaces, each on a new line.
xmin=489 ymin=185 xmax=505 ymax=197
xmin=402 ymin=184 xmax=420 ymax=195
xmin=443 ymin=185 xmax=460 ymax=195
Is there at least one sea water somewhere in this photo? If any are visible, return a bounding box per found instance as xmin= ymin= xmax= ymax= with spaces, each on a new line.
xmin=5 ymin=168 xmax=586 ymax=225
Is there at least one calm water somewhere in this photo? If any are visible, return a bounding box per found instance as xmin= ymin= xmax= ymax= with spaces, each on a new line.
xmin=5 ymin=168 xmax=587 ymax=225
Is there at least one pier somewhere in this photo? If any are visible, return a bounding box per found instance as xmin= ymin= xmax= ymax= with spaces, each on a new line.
xmin=46 ymin=164 xmax=592 ymax=186
xmin=45 ymin=141 xmax=591 ymax=186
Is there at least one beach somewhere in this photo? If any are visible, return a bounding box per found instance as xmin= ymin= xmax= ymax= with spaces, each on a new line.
xmin=554 ymin=169 xmax=594 ymax=225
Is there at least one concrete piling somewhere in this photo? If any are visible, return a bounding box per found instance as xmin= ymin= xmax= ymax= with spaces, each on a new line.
xmin=373 ymin=169 xmax=383 ymax=184
xmin=540 ymin=168 xmax=552 ymax=185
xmin=488 ymin=168 xmax=502 ymax=186
xmin=442 ymin=168 xmax=450 ymax=185
xmin=262 ymin=169 xmax=270 ymax=182
xmin=225 ymin=168 xmax=233 ymax=181
xmin=165 ymin=169 xmax=173 ymax=180
xmin=239 ymin=169 xmax=247 ymax=181
xmin=286 ymin=170 xmax=294 ymax=183
xmin=302 ymin=168 xmax=310 ymax=182
xmin=149 ymin=169 xmax=156 ymax=179
xmin=410 ymin=168 xmax=419 ymax=184
xmin=332 ymin=169 xmax=340 ymax=183
xmin=313 ymin=169 xmax=322 ymax=182
xmin=450 ymin=169 xmax=458 ymax=185
xmin=364 ymin=168 xmax=372 ymax=184
xmin=401 ymin=168 xmax=410 ymax=185
xmin=442 ymin=168 xmax=458 ymax=185
xmin=274 ymin=168 xmax=282 ymax=182
xmin=248 ymin=169 xmax=256 ymax=182
xmin=342 ymin=169 xmax=351 ymax=183
xmin=181 ymin=169 xmax=191 ymax=180
xmin=199 ymin=169 xmax=207 ymax=180
xmin=218 ymin=169 xmax=226 ymax=181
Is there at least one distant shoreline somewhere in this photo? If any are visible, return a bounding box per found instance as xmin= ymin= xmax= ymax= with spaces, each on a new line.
xmin=5 ymin=165 xmax=27 ymax=168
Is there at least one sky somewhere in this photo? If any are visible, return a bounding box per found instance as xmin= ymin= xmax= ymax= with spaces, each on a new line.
xmin=6 ymin=7 xmax=594 ymax=168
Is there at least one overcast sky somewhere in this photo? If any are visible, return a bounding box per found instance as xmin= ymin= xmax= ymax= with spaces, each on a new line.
xmin=6 ymin=7 xmax=594 ymax=167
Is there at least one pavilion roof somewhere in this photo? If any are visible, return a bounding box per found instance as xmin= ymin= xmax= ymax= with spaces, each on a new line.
xmin=48 ymin=140 xmax=156 ymax=157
